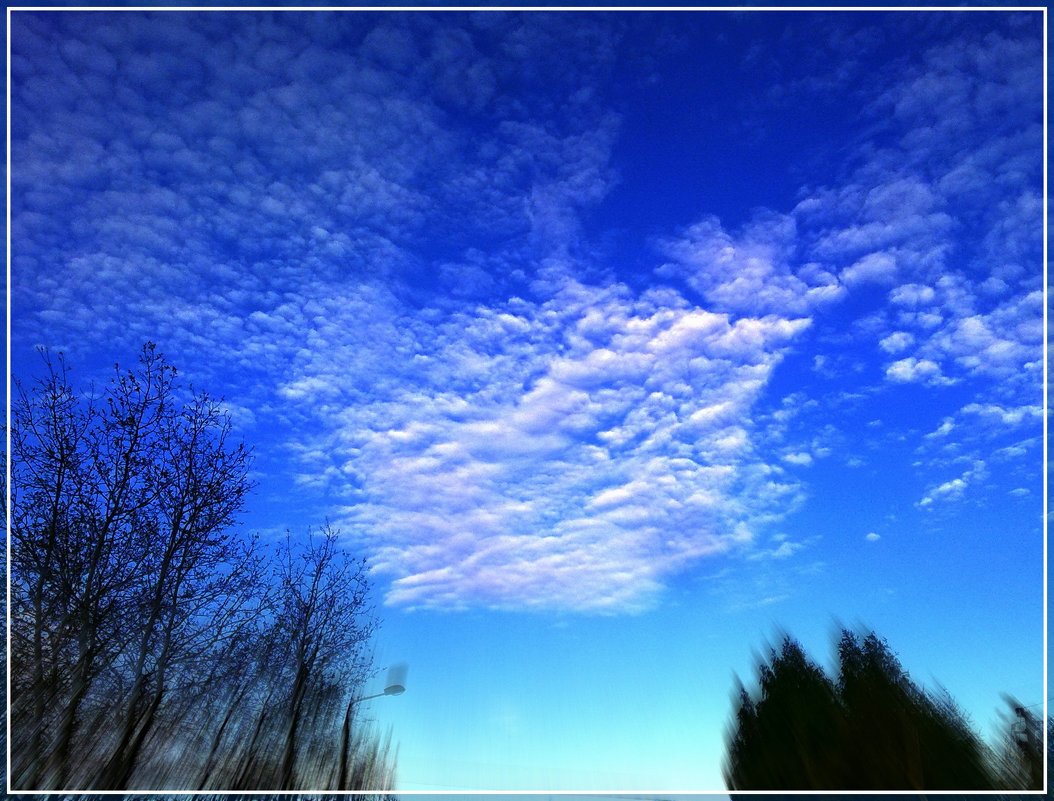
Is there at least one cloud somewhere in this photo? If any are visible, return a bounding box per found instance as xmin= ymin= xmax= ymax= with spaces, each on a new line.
xmin=792 ymin=28 xmax=1041 ymax=406
xmin=923 ymin=292 xmax=1043 ymax=381
xmin=961 ymin=402 xmax=1042 ymax=427
xmin=748 ymin=538 xmax=809 ymax=560
xmin=918 ymin=478 xmax=965 ymax=507
xmin=840 ymin=251 xmax=898 ymax=286
xmin=865 ymin=532 xmax=881 ymax=542
xmin=878 ymin=331 xmax=915 ymax=354
xmin=885 ymin=357 xmax=951 ymax=385
xmin=657 ymin=212 xmax=844 ymax=316
xmin=297 ymin=279 xmax=814 ymax=611
xmin=924 ymin=418 xmax=955 ymax=439
xmin=918 ymin=461 xmax=986 ymax=508
xmin=10 ymin=11 xmax=1042 ymax=615
xmin=889 ymin=283 xmax=936 ymax=307
xmin=10 ymin=11 xmax=623 ymax=373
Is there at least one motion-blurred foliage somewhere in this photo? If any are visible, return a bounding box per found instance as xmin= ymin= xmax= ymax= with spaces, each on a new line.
xmin=725 ymin=629 xmax=1043 ymax=792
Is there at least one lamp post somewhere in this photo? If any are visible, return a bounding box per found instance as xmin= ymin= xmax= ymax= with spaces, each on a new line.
xmin=354 ymin=681 xmax=407 ymax=704
xmin=337 ymin=664 xmax=407 ymax=789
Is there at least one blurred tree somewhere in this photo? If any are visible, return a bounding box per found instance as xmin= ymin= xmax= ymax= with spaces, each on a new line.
xmin=11 ymin=344 xmax=258 ymax=790
xmin=992 ymin=696 xmax=1044 ymax=791
xmin=193 ymin=528 xmax=383 ymax=792
xmin=725 ymin=629 xmax=998 ymax=791
xmin=726 ymin=637 xmax=847 ymax=789
xmin=837 ymin=631 xmax=994 ymax=789
xmin=272 ymin=527 xmax=377 ymax=790
xmin=9 ymin=345 xmax=394 ymax=792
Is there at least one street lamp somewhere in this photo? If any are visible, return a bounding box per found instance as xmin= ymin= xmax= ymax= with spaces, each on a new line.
xmin=338 ymin=663 xmax=407 ymax=789
xmin=355 ymin=669 xmax=407 ymax=701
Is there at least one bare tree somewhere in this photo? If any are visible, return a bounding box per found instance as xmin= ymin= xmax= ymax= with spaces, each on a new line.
xmin=11 ymin=344 xmax=256 ymax=790
xmin=93 ymin=392 xmax=257 ymax=788
xmin=238 ymin=527 xmax=377 ymax=791
xmin=11 ymin=345 xmax=393 ymax=792
xmin=12 ymin=348 xmax=168 ymax=788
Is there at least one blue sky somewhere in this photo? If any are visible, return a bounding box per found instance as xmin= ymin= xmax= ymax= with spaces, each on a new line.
xmin=9 ymin=8 xmax=1045 ymax=791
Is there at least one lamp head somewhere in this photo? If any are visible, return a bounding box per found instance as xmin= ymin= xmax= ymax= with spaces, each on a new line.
xmin=383 ymin=662 xmax=408 ymax=697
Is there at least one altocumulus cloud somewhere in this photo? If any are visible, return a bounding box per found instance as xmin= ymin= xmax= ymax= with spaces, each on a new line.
xmin=11 ymin=11 xmax=622 ymax=371
xmin=11 ymin=11 xmax=1042 ymax=614
xmin=12 ymin=10 xmax=823 ymax=614
xmin=281 ymin=279 xmax=811 ymax=612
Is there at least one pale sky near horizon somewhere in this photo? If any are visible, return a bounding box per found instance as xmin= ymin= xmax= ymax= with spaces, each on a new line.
xmin=9 ymin=7 xmax=1045 ymax=792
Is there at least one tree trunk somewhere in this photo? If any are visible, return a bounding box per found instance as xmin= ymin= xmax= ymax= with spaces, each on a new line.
xmin=338 ymin=697 xmax=354 ymax=790
xmin=279 ymin=665 xmax=309 ymax=791
xmin=43 ymin=646 xmax=93 ymax=790
xmin=196 ymin=691 xmax=243 ymax=790
xmin=108 ymin=677 xmax=166 ymax=789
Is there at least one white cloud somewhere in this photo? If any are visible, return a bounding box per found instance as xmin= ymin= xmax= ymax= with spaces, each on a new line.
xmin=961 ymin=402 xmax=1042 ymax=426
xmin=865 ymin=532 xmax=881 ymax=542
xmin=274 ymin=279 xmax=816 ymax=612
xmin=747 ymin=533 xmax=814 ymax=561
xmin=918 ymin=477 xmax=966 ymax=506
xmin=889 ymin=283 xmax=936 ymax=307
xmin=878 ymin=331 xmax=915 ymax=354
xmin=658 ymin=213 xmax=844 ymax=316
xmin=757 ymin=541 xmax=803 ymax=559
xmin=863 ymin=177 xmax=938 ymax=219
xmin=924 ymin=418 xmax=955 ymax=439
xmin=10 ymin=12 xmax=1042 ymax=616
xmin=918 ymin=461 xmax=986 ymax=508
xmin=924 ymin=293 xmax=1043 ymax=381
xmin=885 ymin=356 xmax=950 ymax=385
xmin=791 ymin=31 xmax=1040 ymax=411
xmin=979 ymin=276 xmax=1009 ymax=296
xmin=840 ymin=251 xmax=898 ymax=286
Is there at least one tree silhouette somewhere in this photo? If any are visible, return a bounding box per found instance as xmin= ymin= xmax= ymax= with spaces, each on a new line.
xmin=11 ymin=344 xmax=258 ymax=789
xmin=10 ymin=345 xmax=393 ymax=791
xmin=991 ymin=696 xmax=1045 ymax=792
xmin=726 ymin=638 xmax=847 ymax=788
xmin=725 ymin=629 xmax=999 ymax=791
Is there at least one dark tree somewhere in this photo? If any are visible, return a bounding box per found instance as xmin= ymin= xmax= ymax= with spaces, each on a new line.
xmin=725 ymin=629 xmax=999 ymax=791
xmin=10 ymin=345 xmax=395 ymax=792
xmin=992 ymin=696 xmax=1044 ymax=791
xmin=268 ymin=527 xmax=377 ymax=790
xmin=10 ymin=344 xmax=259 ymax=790
xmin=189 ymin=528 xmax=385 ymax=792
xmin=836 ymin=631 xmax=994 ymax=789
xmin=725 ymin=637 xmax=848 ymax=789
